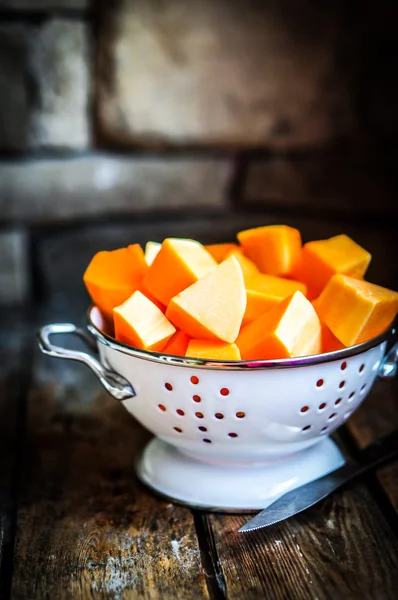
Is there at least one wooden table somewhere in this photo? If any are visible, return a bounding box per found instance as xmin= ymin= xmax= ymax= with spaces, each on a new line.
xmin=1 ymin=308 xmax=398 ymax=599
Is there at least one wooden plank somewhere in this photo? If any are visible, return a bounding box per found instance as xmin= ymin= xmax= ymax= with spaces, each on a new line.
xmin=205 ymin=378 xmax=398 ymax=598
xmin=0 ymin=312 xmax=32 ymax=598
xmin=12 ymin=346 xmax=208 ymax=600
xmin=345 ymin=377 xmax=398 ymax=511
xmin=208 ymin=483 xmax=398 ymax=600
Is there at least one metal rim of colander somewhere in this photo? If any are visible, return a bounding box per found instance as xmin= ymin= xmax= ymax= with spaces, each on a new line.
xmin=87 ymin=307 xmax=397 ymax=371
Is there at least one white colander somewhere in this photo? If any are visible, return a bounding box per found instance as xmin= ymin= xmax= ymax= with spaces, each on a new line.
xmin=38 ymin=307 xmax=398 ymax=511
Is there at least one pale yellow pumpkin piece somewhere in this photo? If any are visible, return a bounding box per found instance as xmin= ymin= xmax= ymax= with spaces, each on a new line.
xmin=166 ymin=256 xmax=246 ymax=343
xmin=113 ymin=291 xmax=175 ymax=352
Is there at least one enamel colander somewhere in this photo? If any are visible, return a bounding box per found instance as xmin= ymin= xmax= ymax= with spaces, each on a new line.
xmin=38 ymin=308 xmax=398 ymax=511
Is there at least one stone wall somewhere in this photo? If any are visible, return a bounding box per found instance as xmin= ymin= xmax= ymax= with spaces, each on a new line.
xmin=0 ymin=0 xmax=397 ymax=305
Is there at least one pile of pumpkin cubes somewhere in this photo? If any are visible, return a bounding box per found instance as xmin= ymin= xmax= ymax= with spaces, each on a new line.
xmin=83 ymin=225 xmax=398 ymax=360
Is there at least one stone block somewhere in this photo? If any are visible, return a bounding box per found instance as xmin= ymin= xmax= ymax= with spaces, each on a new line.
xmin=97 ymin=0 xmax=355 ymax=148
xmin=0 ymin=18 xmax=90 ymax=151
xmin=0 ymin=1 xmax=88 ymax=10
xmin=0 ymin=155 xmax=231 ymax=222
xmin=29 ymin=18 xmax=91 ymax=149
xmin=0 ymin=24 xmax=30 ymax=151
xmin=242 ymin=153 xmax=396 ymax=216
xmin=0 ymin=229 xmax=29 ymax=305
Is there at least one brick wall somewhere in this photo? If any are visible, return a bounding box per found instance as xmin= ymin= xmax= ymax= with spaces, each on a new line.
xmin=0 ymin=0 xmax=397 ymax=306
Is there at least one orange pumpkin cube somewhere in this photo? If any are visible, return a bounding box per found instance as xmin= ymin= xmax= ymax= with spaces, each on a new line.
xmin=320 ymin=322 xmax=345 ymax=353
xmin=205 ymin=243 xmax=240 ymax=263
xmin=83 ymin=244 xmax=147 ymax=322
xmin=295 ymin=234 xmax=371 ymax=297
xmin=143 ymin=238 xmax=217 ymax=306
xmin=243 ymin=273 xmax=307 ymax=324
xmin=237 ymin=224 xmax=302 ymax=276
xmin=314 ymin=274 xmax=398 ymax=346
xmin=163 ymin=330 xmax=191 ymax=357
xmin=237 ymin=291 xmax=321 ymax=360
xmin=186 ymin=340 xmax=241 ymax=360
xmin=113 ymin=291 xmax=176 ymax=352
xmin=312 ymin=297 xmax=345 ymax=352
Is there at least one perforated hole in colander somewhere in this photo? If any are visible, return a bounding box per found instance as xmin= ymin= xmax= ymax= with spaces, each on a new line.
xmin=335 ymin=398 xmax=342 ymax=406
xmin=176 ymin=409 xmax=185 ymax=416
xmin=341 ymin=361 xmax=347 ymax=370
xmin=190 ymin=375 xmax=199 ymax=384
xmin=192 ymin=395 xmax=201 ymax=403
xmin=302 ymin=425 xmax=311 ymax=432
xmin=165 ymin=382 xmax=173 ymax=391
xmin=300 ymin=406 xmax=309 ymax=413
xmin=236 ymin=411 xmax=245 ymax=418
xmin=198 ymin=426 xmax=207 ymax=432
xmin=348 ymin=392 xmax=355 ymax=402
xmin=228 ymin=432 xmax=238 ymax=438
xmin=174 ymin=427 xmax=182 ymax=433
xmin=328 ymin=413 xmax=337 ymax=421
xmin=360 ymin=384 xmax=367 ymax=393
xmin=359 ymin=364 xmax=365 ymax=373
xmin=215 ymin=413 xmax=224 ymax=419
xmin=339 ymin=380 xmax=346 ymax=389
xmin=220 ymin=387 xmax=230 ymax=396
xmin=195 ymin=411 xmax=204 ymax=419
xmin=158 ymin=404 xmax=166 ymax=412
xmin=203 ymin=438 xmax=212 ymax=443
xmin=321 ymin=426 xmax=328 ymax=434
xmin=319 ymin=403 xmax=327 ymax=411
xmin=316 ymin=379 xmax=324 ymax=388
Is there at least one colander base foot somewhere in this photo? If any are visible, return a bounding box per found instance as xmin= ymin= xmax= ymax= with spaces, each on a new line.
xmin=136 ymin=437 xmax=345 ymax=512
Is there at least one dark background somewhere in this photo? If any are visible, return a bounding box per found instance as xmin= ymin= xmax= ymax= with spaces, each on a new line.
xmin=0 ymin=0 xmax=397 ymax=315
xmin=1 ymin=3 xmax=398 ymax=599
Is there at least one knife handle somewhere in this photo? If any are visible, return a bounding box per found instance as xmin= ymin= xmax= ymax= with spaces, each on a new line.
xmin=329 ymin=429 xmax=398 ymax=494
xmin=238 ymin=430 xmax=398 ymax=532
xmin=304 ymin=430 xmax=398 ymax=503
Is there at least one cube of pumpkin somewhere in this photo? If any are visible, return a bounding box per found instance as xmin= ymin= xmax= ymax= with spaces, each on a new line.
xmin=243 ymin=273 xmax=307 ymax=324
xmin=143 ymin=238 xmax=217 ymax=306
xmin=166 ymin=256 xmax=246 ymax=343
xmin=237 ymin=224 xmax=302 ymax=276
xmin=186 ymin=340 xmax=241 ymax=360
xmin=163 ymin=330 xmax=191 ymax=357
xmin=237 ymin=291 xmax=321 ymax=360
xmin=205 ymin=243 xmax=240 ymax=263
xmin=83 ymin=244 xmax=147 ymax=322
xmin=113 ymin=291 xmax=176 ymax=351
xmin=314 ymin=274 xmax=398 ymax=346
xmin=295 ymin=234 xmax=371 ymax=297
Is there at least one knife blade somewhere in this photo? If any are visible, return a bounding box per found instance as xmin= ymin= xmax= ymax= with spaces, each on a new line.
xmin=239 ymin=429 xmax=398 ymax=532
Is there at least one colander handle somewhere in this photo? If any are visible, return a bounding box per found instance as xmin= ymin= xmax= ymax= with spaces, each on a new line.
xmin=378 ymin=342 xmax=398 ymax=380
xmin=37 ymin=323 xmax=135 ymax=401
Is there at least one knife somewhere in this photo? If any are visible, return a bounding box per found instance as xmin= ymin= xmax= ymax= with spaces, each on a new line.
xmin=239 ymin=429 xmax=398 ymax=532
